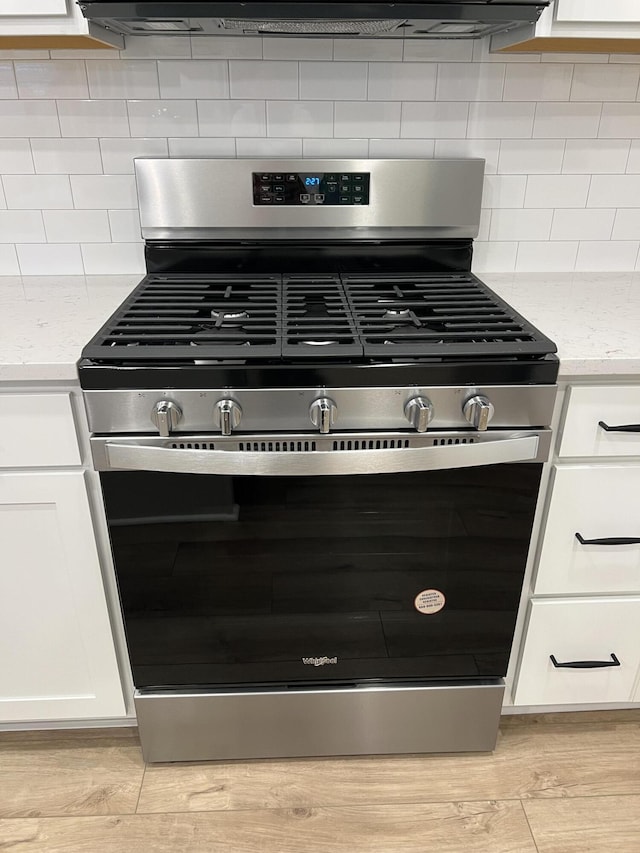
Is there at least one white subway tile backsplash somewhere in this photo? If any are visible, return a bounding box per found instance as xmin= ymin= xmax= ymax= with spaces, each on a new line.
xmin=108 ymin=209 xmax=142 ymax=242
xmin=303 ymin=138 xmax=369 ymax=158
xmin=87 ymin=60 xmax=159 ymax=99
xmin=198 ymin=100 xmax=266 ymax=136
xmin=540 ymin=52 xmax=607 ymax=64
xmin=516 ymin=241 xmax=578 ymax=272
xmin=571 ymin=64 xmax=640 ymax=102
xmin=14 ymin=61 xmax=87 ymax=99
xmin=17 ymin=243 xmax=83 ymax=275
xmin=100 ymin=138 xmax=168 ymax=173
xmin=3 ymin=174 xmax=72 ymax=210
xmin=57 ymin=100 xmax=129 ymax=137
xmin=263 ymin=38 xmax=332 ymax=61
xmin=0 ymin=101 xmax=60 ymax=137
xmin=403 ymin=41 xmax=473 ymax=63
xmin=81 ymin=242 xmax=145 ymax=274
xmin=167 ymin=137 xmax=236 ymax=156
xmin=468 ymin=102 xmax=535 ymax=139
xmin=588 ymin=174 xmax=640 ymax=208
xmin=300 ymin=62 xmax=367 ymax=100
xmin=562 ymin=139 xmax=630 ymax=174
xmin=0 ymin=62 xmax=17 ymax=99
xmin=0 ymin=140 xmax=34 ymax=173
xmin=192 ymin=37 xmax=262 ymax=60
xmin=0 ymin=245 xmax=19 ymax=275
xmin=401 ymin=102 xmax=468 ymax=139
xmin=612 ymin=209 xmax=640 ymax=240
xmin=498 ymin=139 xmax=565 ymax=174
xmin=230 ymin=61 xmax=298 ymax=100
xmin=482 ymin=175 xmax=526 ymax=208
xmin=576 ymin=241 xmax=640 ymax=271
xmin=533 ymin=102 xmax=601 ymax=138
xmin=70 ymin=175 xmax=137 ymax=209
xmin=335 ymin=101 xmax=400 ymax=138
xmin=524 ymin=175 xmax=590 ymax=209
xmin=489 ymin=209 xmax=553 ymax=241
xmin=368 ymin=63 xmax=436 ymax=101
xmin=436 ymin=63 xmax=504 ymax=102
xmin=267 ymin=101 xmax=332 ymax=138
xmin=551 ymin=209 xmax=615 ymax=241
xmin=599 ymin=104 xmax=640 ymax=138
xmin=31 ymin=138 xmax=102 ymax=174
xmin=127 ymin=99 xmax=198 ymax=137
xmin=158 ymin=60 xmax=229 ymax=99
xmin=120 ymin=36 xmax=191 ymax=60
xmin=0 ymin=210 xmax=45 ymax=242
xmin=472 ymin=241 xmax=518 ymax=273
xmin=236 ymin=137 xmax=303 ymax=157
xmin=503 ymin=63 xmax=572 ymax=102
xmin=369 ymin=138 xmax=435 ymax=158
xmin=43 ymin=209 xmax=110 ymax=242
xmin=333 ymin=40 xmax=403 ymax=62
xmin=433 ymin=139 xmax=500 ymax=173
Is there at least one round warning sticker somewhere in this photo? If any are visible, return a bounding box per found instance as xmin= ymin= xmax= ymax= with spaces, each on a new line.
xmin=414 ymin=589 xmax=446 ymax=615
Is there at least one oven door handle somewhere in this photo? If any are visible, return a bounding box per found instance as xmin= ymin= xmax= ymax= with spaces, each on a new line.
xmin=99 ymin=434 xmax=541 ymax=476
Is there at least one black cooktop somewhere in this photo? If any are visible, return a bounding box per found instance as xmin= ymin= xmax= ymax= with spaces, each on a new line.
xmin=81 ymin=273 xmax=557 ymax=364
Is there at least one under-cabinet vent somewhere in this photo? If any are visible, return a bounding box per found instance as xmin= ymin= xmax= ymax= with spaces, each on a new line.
xmin=432 ymin=437 xmax=476 ymax=446
xmin=332 ymin=439 xmax=410 ymax=451
xmin=239 ymin=441 xmax=317 ymax=452
xmin=170 ymin=441 xmax=216 ymax=449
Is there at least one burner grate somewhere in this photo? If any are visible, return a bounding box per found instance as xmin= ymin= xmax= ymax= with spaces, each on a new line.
xmin=81 ymin=272 xmax=556 ymax=363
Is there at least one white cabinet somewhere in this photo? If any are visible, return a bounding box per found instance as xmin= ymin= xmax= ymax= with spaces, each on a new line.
xmin=0 ymin=393 xmax=81 ymax=469
xmin=555 ymin=0 xmax=640 ymax=24
xmin=0 ymin=0 xmax=121 ymax=48
xmin=0 ymin=470 xmax=125 ymax=722
xmin=560 ymin=386 xmax=640 ymax=460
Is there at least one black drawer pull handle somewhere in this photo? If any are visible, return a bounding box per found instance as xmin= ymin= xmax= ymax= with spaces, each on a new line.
xmin=575 ymin=532 xmax=640 ymax=546
xmin=550 ymin=653 xmax=620 ymax=669
xmin=598 ymin=421 xmax=640 ymax=433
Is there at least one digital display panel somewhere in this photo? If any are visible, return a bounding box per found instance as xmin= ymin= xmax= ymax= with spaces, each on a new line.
xmin=252 ymin=172 xmax=370 ymax=206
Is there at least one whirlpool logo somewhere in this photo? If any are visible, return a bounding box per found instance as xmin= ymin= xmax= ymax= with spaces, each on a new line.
xmin=302 ymin=656 xmax=338 ymax=666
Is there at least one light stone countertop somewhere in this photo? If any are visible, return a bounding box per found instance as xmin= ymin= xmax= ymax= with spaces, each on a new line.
xmin=0 ymin=272 xmax=639 ymax=383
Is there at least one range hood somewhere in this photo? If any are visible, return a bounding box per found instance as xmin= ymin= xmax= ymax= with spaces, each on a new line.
xmin=77 ymin=1 xmax=549 ymax=40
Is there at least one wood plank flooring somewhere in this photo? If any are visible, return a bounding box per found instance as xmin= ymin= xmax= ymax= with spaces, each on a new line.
xmin=1 ymin=711 xmax=639 ymax=852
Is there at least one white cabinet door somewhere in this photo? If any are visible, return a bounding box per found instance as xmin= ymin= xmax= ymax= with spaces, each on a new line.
xmin=535 ymin=465 xmax=640 ymax=595
xmin=0 ymin=393 xmax=81 ymax=469
xmin=515 ymin=598 xmax=640 ymax=706
xmin=559 ymin=386 xmax=640 ymax=459
xmin=556 ymin=0 xmax=640 ymax=24
xmin=0 ymin=0 xmax=68 ymax=15
xmin=0 ymin=471 xmax=125 ymax=722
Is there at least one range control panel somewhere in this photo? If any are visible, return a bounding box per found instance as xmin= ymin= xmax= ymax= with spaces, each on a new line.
xmin=252 ymin=171 xmax=370 ymax=206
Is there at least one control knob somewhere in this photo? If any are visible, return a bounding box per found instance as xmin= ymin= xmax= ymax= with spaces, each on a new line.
xmin=214 ymin=399 xmax=242 ymax=436
xmin=151 ymin=400 xmax=182 ymax=437
xmin=309 ymin=397 xmax=337 ymax=434
xmin=404 ymin=396 xmax=434 ymax=433
xmin=463 ymin=395 xmax=495 ymax=431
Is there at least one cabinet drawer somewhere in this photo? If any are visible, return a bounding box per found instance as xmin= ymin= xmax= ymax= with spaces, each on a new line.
xmin=536 ymin=465 xmax=640 ymax=595
xmin=560 ymin=385 xmax=640 ymax=458
xmin=0 ymin=394 xmax=81 ymax=468
xmin=515 ymin=598 xmax=640 ymax=706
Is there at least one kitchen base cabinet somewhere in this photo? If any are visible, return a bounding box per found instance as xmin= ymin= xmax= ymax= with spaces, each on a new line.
xmin=514 ymin=598 xmax=640 ymax=706
xmin=0 ymin=470 xmax=125 ymax=722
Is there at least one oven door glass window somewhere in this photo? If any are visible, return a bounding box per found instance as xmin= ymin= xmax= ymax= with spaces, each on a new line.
xmin=100 ymin=466 xmax=542 ymax=690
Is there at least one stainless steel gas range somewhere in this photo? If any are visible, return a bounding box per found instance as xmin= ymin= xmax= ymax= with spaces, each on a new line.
xmin=78 ymin=158 xmax=558 ymax=763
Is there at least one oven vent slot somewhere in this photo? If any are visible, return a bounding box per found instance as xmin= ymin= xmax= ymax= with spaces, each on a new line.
xmin=432 ymin=438 xmax=476 ymax=445
xmin=332 ymin=439 xmax=411 ymax=451
xmin=170 ymin=442 xmax=216 ymax=449
xmin=239 ymin=441 xmax=317 ymax=452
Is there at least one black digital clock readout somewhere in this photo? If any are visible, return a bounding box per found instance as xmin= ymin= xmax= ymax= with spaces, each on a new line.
xmin=252 ymin=172 xmax=370 ymax=206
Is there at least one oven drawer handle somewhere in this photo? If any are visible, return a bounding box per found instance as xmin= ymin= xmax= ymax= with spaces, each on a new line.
xmin=101 ymin=434 xmax=540 ymax=476
xmin=575 ymin=532 xmax=640 ymax=546
xmin=598 ymin=421 xmax=640 ymax=433
xmin=550 ymin=653 xmax=620 ymax=669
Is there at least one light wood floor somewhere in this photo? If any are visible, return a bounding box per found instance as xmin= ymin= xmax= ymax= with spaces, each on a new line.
xmin=1 ymin=710 xmax=639 ymax=852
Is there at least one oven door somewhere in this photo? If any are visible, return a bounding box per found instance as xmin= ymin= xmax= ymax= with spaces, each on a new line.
xmin=95 ymin=430 xmax=549 ymax=692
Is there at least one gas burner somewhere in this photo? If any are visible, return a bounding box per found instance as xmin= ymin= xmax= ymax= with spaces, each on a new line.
xmin=211 ymin=308 xmax=249 ymax=325
xmin=301 ymin=340 xmax=339 ymax=346
xmin=383 ymin=308 xmax=412 ymax=319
